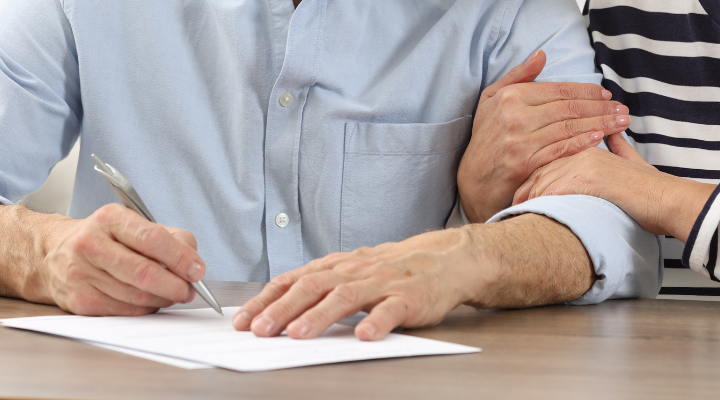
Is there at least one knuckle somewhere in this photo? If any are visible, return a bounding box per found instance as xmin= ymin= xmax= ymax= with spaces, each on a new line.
xmin=172 ymin=246 xmax=196 ymax=270
xmin=271 ymin=299 xmax=297 ymax=320
xmin=496 ymin=87 xmax=517 ymax=104
xmin=505 ymin=134 xmax=523 ymax=152
xmin=94 ymin=203 xmax=124 ymax=224
xmin=331 ymin=284 xmax=358 ymax=307
xmin=322 ymin=252 xmax=345 ymax=263
xmin=66 ymin=262 xmax=89 ymax=281
xmin=379 ymin=300 xmax=405 ymax=322
xmin=69 ymin=228 xmax=100 ymax=255
xmin=550 ymin=142 xmax=569 ymax=159
xmin=555 ymin=83 xmax=574 ymax=99
xmin=173 ymin=229 xmax=198 ymax=250
xmin=543 ymin=185 xmax=559 ymax=197
xmin=296 ymin=275 xmax=325 ymax=297
xmin=268 ymin=274 xmax=294 ymax=292
xmin=128 ymin=288 xmax=152 ymax=306
xmin=136 ymin=226 xmax=167 ymax=249
xmin=351 ymin=246 xmax=373 ymax=257
xmin=586 ymin=84 xmax=603 ymax=99
xmin=132 ymin=262 xmax=159 ymax=288
xmin=529 ymin=182 xmax=548 ymax=200
xmin=563 ymin=119 xmax=581 ymax=137
xmin=336 ymin=260 xmax=369 ymax=275
xmin=304 ymin=305 xmax=332 ymax=327
xmin=566 ymin=101 xmax=582 ymax=118
xmin=67 ymin=292 xmax=95 ymax=315
xmin=571 ymin=136 xmax=588 ymax=152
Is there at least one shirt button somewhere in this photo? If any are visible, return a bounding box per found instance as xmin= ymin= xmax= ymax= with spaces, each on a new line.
xmin=275 ymin=213 xmax=289 ymax=228
xmin=279 ymin=92 xmax=295 ymax=107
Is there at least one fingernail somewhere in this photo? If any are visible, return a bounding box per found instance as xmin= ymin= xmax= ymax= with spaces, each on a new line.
xmin=591 ymin=131 xmax=604 ymax=141
xmin=289 ymin=318 xmax=311 ymax=337
xmin=252 ymin=314 xmax=276 ymax=336
xmin=233 ymin=310 xmax=252 ymax=329
xmin=183 ymin=289 xmax=196 ymax=303
xmin=602 ymin=89 xmax=612 ymax=100
xmin=187 ymin=262 xmax=204 ymax=282
xmin=361 ymin=323 xmax=377 ymax=338
xmin=616 ymin=115 xmax=630 ymax=125
xmin=616 ymin=104 xmax=629 ymax=114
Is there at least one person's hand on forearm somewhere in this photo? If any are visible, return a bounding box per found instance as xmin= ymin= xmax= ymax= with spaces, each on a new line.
xmin=513 ymin=134 xmax=716 ymax=242
xmin=0 ymin=203 xmax=205 ymax=315
xmin=233 ymin=214 xmax=595 ymax=341
xmin=458 ymin=50 xmax=630 ymax=223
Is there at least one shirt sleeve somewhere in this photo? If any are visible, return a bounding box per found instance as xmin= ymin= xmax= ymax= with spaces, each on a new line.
xmin=682 ymin=185 xmax=720 ymax=281
xmin=479 ymin=0 xmax=662 ymax=303
xmin=0 ymin=0 xmax=82 ymax=204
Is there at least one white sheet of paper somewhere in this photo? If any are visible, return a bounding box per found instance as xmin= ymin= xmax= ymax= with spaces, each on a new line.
xmin=82 ymin=340 xmax=214 ymax=369
xmin=1 ymin=307 xmax=480 ymax=372
xmin=1 ymin=315 xmax=213 ymax=370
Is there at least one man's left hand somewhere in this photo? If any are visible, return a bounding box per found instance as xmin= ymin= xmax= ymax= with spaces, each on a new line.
xmin=233 ymin=228 xmax=484 ymax=341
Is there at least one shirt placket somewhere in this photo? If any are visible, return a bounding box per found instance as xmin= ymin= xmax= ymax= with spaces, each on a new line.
xmin=264 ymin=0 xmax=327 ymax=278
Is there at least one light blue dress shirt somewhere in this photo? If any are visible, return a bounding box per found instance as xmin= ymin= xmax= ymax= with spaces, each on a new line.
xmin=0 ymin=0 xmax=660 ymax=303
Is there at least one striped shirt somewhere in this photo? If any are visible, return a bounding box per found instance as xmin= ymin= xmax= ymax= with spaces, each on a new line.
xmin=584 ymin=0 xmax=720 ymax=294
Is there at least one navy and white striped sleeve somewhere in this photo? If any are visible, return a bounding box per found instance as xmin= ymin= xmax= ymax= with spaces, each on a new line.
xmin=682 ymin=185 xmax=720 ymax=281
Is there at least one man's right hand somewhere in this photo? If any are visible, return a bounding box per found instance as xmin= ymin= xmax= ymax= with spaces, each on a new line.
xmin=22 ymin=203 xmax=205 ymax=316
xmin=457 ymin=50 xmax=631 ymax=223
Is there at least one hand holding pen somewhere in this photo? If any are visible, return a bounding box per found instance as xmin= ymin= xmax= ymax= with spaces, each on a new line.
xmin=92 ymin=154 xmax=223 ymax=315
xmin=23 ymin=155 xmax=222 ymax=317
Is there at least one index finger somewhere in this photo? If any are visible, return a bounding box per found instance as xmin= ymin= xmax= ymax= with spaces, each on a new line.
xmin=503 ymin=82 xmax=612 ymax=107
xmin=607 ymin=133 xmax=649 ymax=165
xmin=232 ymin=252 xmax=353 ymax=331
xmin=95 ymin=204 xmax=206 ymax=283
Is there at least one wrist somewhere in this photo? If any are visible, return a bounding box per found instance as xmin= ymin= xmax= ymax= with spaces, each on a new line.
xmin=659 ymin=177 xmax=716 ymax=243
xmin=0 ymin=205 xmax=74 ymax=301
xmin=457 ymin=180 xmax=511 ymax=223
xmin=452 ymin=223 xmax=502 ymax=307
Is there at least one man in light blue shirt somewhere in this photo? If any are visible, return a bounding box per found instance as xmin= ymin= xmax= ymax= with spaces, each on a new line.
xmin=0 ymin=0 xmax=659 ymax=339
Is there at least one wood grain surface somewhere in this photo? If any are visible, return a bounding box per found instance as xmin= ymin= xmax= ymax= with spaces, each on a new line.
xmin=1 ymin=281 xmax=719 ymax=400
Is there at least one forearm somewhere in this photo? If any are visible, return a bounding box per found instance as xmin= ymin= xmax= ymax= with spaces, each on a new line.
xmin=595 ymin=168 xmax=715 ymax=243
xmin=462 ymin=213 xmax=596 ymax=308
xmin=654 ymin=176 xmax=716 ymax=243
xmin=0 ymin=205 xmax=71 ymax=300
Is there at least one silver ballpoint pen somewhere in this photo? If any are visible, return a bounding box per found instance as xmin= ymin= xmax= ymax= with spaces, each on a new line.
xmin=91 ymin=154 xmax=223 ymax=315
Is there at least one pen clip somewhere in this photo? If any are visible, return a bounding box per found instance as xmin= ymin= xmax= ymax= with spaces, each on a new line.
xmin=91 ymin=154 xmax=156 ymax=222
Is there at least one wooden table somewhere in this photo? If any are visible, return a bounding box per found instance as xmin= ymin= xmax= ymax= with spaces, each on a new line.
xmin=1 ymin=281 xmax=720 ymax=400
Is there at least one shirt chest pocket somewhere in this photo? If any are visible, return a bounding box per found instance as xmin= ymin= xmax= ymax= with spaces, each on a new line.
xmin=340 ymin=115 xmax=472 ymax=252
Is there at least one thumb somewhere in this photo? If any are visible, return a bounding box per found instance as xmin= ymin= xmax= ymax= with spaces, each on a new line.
xmin=607 ymin=133 xmax=650 ymax=165
xmin=479 ymin=49 xmax=546 ymax=103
